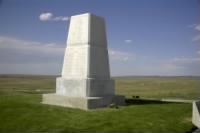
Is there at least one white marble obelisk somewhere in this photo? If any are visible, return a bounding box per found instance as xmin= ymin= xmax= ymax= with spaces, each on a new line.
xmin=42 ymin=13 xmax=124 ymax=110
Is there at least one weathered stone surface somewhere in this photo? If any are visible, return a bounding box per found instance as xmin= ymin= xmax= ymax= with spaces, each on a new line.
xmin=42 ymin=13 xmax=125 ymax=110
xmin=42 ymin=94 xmax=125 ymax=110
xmin=62 ymin=13 xmax=109 ymax=79
xmin=66 ymin=13 xmax=107 ymax=48
xmin=192 ymin=101 xmax=200 ymax=128
xmin=56 ymin=78 xmax=114 ymax=97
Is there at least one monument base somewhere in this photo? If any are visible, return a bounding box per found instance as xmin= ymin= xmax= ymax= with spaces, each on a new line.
xmin=192 ymin=101 xmax=200 ymax=128
xmin=56 ymin=77 xmax=114 ymax=97
xmin=42 ymin=94 xmax=125 ymax=110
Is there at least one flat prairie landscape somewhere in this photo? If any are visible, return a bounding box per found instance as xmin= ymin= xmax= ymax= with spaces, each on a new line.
xmin=0 ymin=75 xmax=199 ymax=132
xmin=115 ymin=76 xmax=199 ymax=100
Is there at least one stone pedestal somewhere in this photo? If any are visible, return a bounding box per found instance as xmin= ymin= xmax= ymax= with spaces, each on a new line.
xmin=42 ymin=13 xmax=125 ymax=110
xmin=56 ymin=78 xmax=114 ymax=97
xmin=42 ymin=94 xmax=124 ymax=110
xmin=192 ymin=101 xmax=200 ymax=128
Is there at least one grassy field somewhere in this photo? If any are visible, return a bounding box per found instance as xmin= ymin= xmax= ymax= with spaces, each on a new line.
xmin=0 ymin=75 xmax=199 ymax=132
xmin=116 ymin=77 xmax=199 ymax=99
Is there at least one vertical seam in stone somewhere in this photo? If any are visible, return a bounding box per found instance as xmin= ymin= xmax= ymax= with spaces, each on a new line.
xmin=103 ymin=18 xmax=111 ymax=78
xmin=61 ymin=49 xmax=65 ymax=76
xmin=62 ymin=17 xmax=73 ymax=77
xmin=86 ymin=13 xmax=91 ymax=97
xmin=87 ymin=13 xmax=91 ymax=78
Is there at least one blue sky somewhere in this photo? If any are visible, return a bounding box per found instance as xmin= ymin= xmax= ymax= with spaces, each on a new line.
xmin=0 ymin=0 xmax=199 ymax=76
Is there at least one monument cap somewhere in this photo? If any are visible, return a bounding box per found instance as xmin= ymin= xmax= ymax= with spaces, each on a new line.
xmin=67 ymin=12 xmax=107 ymax=47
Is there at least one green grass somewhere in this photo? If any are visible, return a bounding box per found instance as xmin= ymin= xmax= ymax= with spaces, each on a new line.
xmin=0 ymin=75 xmax=55 ymax=95
xmin=0 ymin=75 xmax=198 ymax=132
xmin=116 ymin=78 xmax=199 ymax=99
xmin=0 ymin=95 xmax=194 ymax=132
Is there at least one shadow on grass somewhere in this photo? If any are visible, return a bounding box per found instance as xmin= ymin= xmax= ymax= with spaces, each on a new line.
xmin=125 ymin=98 xmax=171 ymax=106
xmin=189 ymin=127 xmax=199 ymax=133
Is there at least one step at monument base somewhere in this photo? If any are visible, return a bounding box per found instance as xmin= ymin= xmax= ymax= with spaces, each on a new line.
xmin=42 ymin=94 xmax=125 ymax=110
xmin=192 ymin=101 xmax=200 ymax=128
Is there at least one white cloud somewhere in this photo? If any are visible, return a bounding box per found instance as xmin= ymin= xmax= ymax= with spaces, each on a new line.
xmin=124 ymin=39 xmax=132 ymax=43
xmin=116 ymin=56 xmax=200 ymax=76
xmin=192 ymin=35 xmax=200 ymax=41
xmin=158 ymin=57 xmax=200 ymax=75
xmin=155 ymin=57 xmax=200 ymax=76
xmin=0 ymin=36 xmax=65 ymax=75
xmin=108 ymin=49 xmax=135 ymax=61
xmin=53 ymin=16 xmax=69 ymax=21
xmin=39 ymin=12 xmax=53 ymax=21
xmin=0 ymin=36 xmax=64 ymax=55
xmin=0 ymin=36 xmax=199 ymax=76
xmin=0 ymin=36 xmax=65 ymax=64
xmin=195 ymin=25 xmax=200 ymax=31
xmin=191 ymin=24 xmax=200 ymax=41
xmin=0 ymin=36 xmax=39 ymax=49
xmin=170 ymin=57 xmax=200 ymax=64
xmin=188 ymin=24 xmax=200 ymax=30
xmin=188 ymin=24 xmax=196 ymax=28
xmin=0 ymin=63 xmax=61 ymax=75
xmin=39 ymin=12 xmax=69 ymax=22
xmin=198 ymin=50 xmax=200 ymax=55
xmin=134 ymin=57 xmax=200 ymax=76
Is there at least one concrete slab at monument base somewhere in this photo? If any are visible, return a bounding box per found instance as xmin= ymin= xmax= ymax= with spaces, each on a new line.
xmin=192 ymin=101 xmax=200 ymax=128
xmin=42 ymin=94 xmax=125 ymax=110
